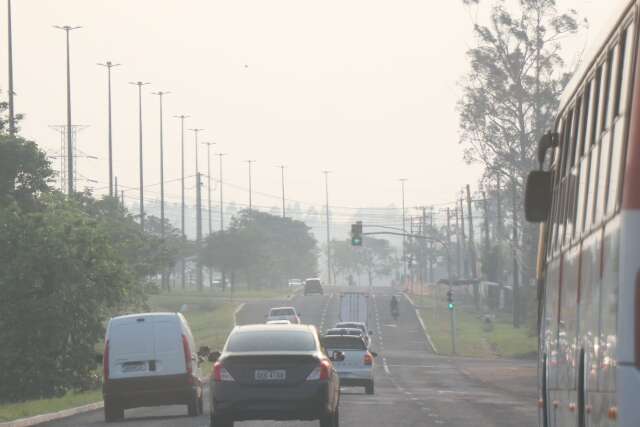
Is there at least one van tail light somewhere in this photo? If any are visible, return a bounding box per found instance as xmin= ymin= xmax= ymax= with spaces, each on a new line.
xmin=213 ymin=362 xmax=235 ymax=382
xmin=635 ymin=272 xmax=640 ymax=368
xmin=181 ymin=334 xmax=192 ymax=375
xmin=103 ymin=340 xmax=109 ymax=381
xmin=306 ymin=360 xmax=331 ymax=381
xmin=364 ymin=352 xmax=373 ymax=366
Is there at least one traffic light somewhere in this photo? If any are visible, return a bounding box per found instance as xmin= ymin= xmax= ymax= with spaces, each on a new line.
xmin=446 ymin=289 xmax=454 ymax=310
xmin=351 ymin=221 xmax=363 ymax=246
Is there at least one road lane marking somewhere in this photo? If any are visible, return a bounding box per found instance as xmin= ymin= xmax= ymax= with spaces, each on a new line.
xmin=233 ymin=302 xmax=246 ymax=326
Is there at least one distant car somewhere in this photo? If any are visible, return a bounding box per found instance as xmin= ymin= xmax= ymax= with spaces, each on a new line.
xmin=102 ymin=313 xmax=204 ymax=422
xmin=209 ymin=324 xmax=341 ymax=427
xmin=321 ymin=334 xmax=377 ymax=395
xmin=304 ymin=278 xmax=324 ymax=296
xmin=324 ymin=327 xmax=364 ymax=339
xmin=334 ymin=321 xmax=371 ymax=347
xmin=266 ymin=307 xmax=301 ymax=324
xmin=266 ymin=319 xmax=292 ymax=325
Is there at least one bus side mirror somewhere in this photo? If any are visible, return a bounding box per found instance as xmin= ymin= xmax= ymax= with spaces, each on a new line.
xmin=525 ymin=171 xmax=552 ymax=223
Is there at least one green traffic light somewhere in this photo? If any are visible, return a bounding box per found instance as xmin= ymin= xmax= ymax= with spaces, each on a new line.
xmin=448 ymin=303 xmax=454 ymax=310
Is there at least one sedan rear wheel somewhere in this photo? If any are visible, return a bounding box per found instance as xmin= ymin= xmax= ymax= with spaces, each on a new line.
xmin=319 ymin=408 xmax=338 ymax=427
xmin=104 ymin=399 xmax=124 ymax=422
xmin=365 ymin=381 xmax=375 ymax=395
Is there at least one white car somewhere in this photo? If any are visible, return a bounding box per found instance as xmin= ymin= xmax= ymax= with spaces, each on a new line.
xmin=265 ymin=319 xmax=292 ymax=325
xmin=321 ymin=334 xmax=377 ymax=394
xmin=266 ymin=307 xmax=301 ymax=324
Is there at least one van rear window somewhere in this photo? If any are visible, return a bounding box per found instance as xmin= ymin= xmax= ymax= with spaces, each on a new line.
xmin=270 ymin=308 xmax=295 ymax=316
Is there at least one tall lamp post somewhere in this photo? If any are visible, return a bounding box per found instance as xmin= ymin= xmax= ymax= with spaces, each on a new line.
xmin=245 ymin=160 xmax=255 ymax=211
xmin=278 ymin=165 xmax=286 ymax=218
xmin=152 ymin=90 xmax=170 ymax=290
xmin=323 ymin=171 xmax=332 ymax=284
xmin=54 ymin=25 xmax=81 ymax=195
xmin=7 ymin=0 xmax=15 ymax=136
xmin=400 ymin=178 xmax=408 ymax=285
xmin=129 ymin=81 xmax=150 ymax=230
xmin=98 ymin=61 xmax=121 ymax=197
xmin=190 ymin=128 xmax=204 ymax=291
xmin=173 ymin=114 xmax=189 ymax=289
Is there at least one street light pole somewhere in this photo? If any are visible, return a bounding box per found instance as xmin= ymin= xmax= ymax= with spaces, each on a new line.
xmin=280 ymin=165 xmax=286 ymax=218
xmin=129 ymin=81 xmax=150 ymax=230
xmin=189 ymin=128 xmax=204 ymax=291
xmin=202 ymin=142 xmax=216 ymax=234
xmin=218 ymin=153 xmax=227 ymax=231
xmin=245 ymin=160 xmax=255 ymax=211
xmin=98 ymin=61 xmax=121 ymax=197
xmin=151 ymin=91 xmax=170 ymax=240
xmin=400 ymin=178 xmax=408 ymax=285
xmin=173 ymin=114 xmax=189 ymax=289
xmin=7 ymin=0 xmax=15 ymax=136
xmin=54 ymin=25 xmax=81 ymax=195
xmin=323 ymin=171 xmax=332 ymax=285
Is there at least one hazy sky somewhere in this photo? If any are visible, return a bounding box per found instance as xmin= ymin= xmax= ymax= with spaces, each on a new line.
xmin=0 ymin=0 xmax=612 ymax=219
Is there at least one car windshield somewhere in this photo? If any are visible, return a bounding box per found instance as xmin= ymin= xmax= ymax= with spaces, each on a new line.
xmin=270 ymin=309 xmax=295 ymax=316
xmin=336 ymin=323 xmax=365 ymax=332
xmin=226 ymin=330 xmax=316 ymax=352
xmin=322 ymin=336 xmax=366 ymax=351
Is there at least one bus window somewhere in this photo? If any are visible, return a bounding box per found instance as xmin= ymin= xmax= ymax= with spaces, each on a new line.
xmin=577 ymin=81 xmax=597 ymax=234
xmin=545 ymin=259 xmax=562 ymax=390
xmin=601 ymin=49 xmax=615 ymax=133
xmin=558 ymin=247 xmax=580 ymax=390
xmin=614 ymin=25 xmax=633 ymax=117
xmin=591 ymin=66 xmax=603 ymax=146
xmin=560 ymin=110 xmax=574 ymax=178
xmin=598 ymin=220 xmax=620 ymax=393
xmin=595 ymin=132 xmax=612 ymax=224
xmin=585 ymin=143 xmax=601 ymax=229
xmin=578 ymin=85 xmax=591 ymax=159
xmin=578 ymin=233 xmax=601 ymax=392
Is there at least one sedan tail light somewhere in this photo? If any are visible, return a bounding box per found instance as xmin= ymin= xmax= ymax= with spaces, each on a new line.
xmin=306 ymin=360 xmax=331 ymax=381
xmin=364 ymin=352 xmax=373 ymax=366
xmin=213 ymin=362 xmax=235 ymax=382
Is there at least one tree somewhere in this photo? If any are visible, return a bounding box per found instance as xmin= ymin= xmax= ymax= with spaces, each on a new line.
xmin=0 ymin=195 xmax=144 ymax=401
xmin=202 ymin=210 xmax=318 ymax=289
xmin=331 ymin=237 xmax=396 ymax=286
xmin=458 ymin=0 xmax=581 ymax=325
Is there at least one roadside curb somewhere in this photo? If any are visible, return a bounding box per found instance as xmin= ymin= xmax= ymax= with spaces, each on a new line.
xmin=403 ymin=292 xmax=438 ymax=354
xmin=0 ymin=401 xmax=103 ymax=427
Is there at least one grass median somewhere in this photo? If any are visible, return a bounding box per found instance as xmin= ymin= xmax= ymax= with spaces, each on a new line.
xmin=0 ymin=293 xmax=238 ymax=423
xmin=415 ymin=295 xmax=537 ymax=359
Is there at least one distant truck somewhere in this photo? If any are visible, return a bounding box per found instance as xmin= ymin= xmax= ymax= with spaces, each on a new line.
xmin=338 ymin=292 xmax=370 ymax=326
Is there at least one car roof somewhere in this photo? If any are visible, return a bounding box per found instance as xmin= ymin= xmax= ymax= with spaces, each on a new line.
xmin=335 ymin=322 xmax=365 ymax=327
xmin=269 ymin=306 xmax=296 ymax=311
xmin=109 ymin=312 xmax=178 ymax=322
xmin=325 ymin=328 xmax=362 ymax=334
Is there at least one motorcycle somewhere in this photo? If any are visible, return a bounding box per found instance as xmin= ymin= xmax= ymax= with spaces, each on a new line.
xmin=391 ymin=305 xmax=399 ymax=320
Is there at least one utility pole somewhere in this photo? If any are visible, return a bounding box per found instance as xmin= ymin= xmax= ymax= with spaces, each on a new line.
xmin=152 ymin=90 xmax=169 ymax=290
xmin=279 ymin=165 xmax=286 ymax=218
xmin=446 ymin=208 xmax=456 ymax=354
xmin=54 ymin=25 xmax=81 ymax=195
xmin=323 ymin=171 xmax=332 ymax=285
xmin=512 ymin=177 xmax=520 ymax=328
xmin=121 ymin=190 xmax=124 ymax=205
xmin=114 ymin=176 xmax=118 ymax=197
xmin=454 ymin=207 xmax=461 ymax=279
xmin=400 ymin=178 xmax=407 ymax=286
xmin=496 ymin=172 xmax=503 ymax=291
xmin=482 ymin=190 xmax=491 ymax=252
xmin=466 ymin=184 xmax=479 ymax=309
xmin=202 ymin=141 xmax=215 ymax=290
xmin=190 ymin=128 xmax=204 ymax=291
xmin=459 ymin=195 xmax=469 ymax=279
xmin=421 ymin=208 xmax=427 ymax=298
xmin=173 ymin=114 xmax=189 ymax=289
xmin=129 ymin=81 xmax=150 ymax=230
xmin=98 ymin=61 xmax=120 ymax=197
xmin=7 ymin=0 xmax=15 ymax=136
xmin=245 ymin=160 xmax=255 ymax=210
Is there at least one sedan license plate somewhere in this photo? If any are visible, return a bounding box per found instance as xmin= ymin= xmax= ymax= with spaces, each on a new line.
xmin=254 ymin=369 xmax=286 ymax=381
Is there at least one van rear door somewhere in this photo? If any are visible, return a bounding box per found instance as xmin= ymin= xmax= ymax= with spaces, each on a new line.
xmin=108 ymin=316 xmax=156 ymax=379
xmin=152 ymin=316 xmax=185 ymax=376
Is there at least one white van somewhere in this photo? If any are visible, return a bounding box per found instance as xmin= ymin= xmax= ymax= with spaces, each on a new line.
xmin=102 ymin=312 xmax=204 ymax=422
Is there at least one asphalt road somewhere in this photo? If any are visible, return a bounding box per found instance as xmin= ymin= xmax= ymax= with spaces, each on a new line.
xmin=41 ymin=287 xmax=537 ymax=427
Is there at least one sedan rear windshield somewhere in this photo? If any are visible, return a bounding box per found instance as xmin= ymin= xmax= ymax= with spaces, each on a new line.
xmin=227 ymin=330 xmax=316 ymax=352
xmin=270 ymin=309 xmax=295 ymax=316
xmin=322 ymin=336 xmax=366 ymax=350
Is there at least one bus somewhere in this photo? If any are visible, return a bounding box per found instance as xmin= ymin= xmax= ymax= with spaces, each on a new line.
xmin=525 ymin=0 xmax=640 ymax=426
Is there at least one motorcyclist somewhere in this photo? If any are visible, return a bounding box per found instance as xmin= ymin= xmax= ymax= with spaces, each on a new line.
xmin=390 ymin=295 xmax=399 ymax=315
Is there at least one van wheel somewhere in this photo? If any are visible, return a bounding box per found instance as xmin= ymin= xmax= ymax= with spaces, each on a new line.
xmin=210 ymin=412 xmax=234 ymax=427
xmin=319 ymin=408 xmax=338 ymax=427
xmin=187 ymin=398 xmax=198 ymax=417
xmin=365 ymin=381 xmax=374 ymax=395
xmin=198 ymin=394 xmax=204 ymax=415
xmin=104 ymin=400 xmax=123 ymax=422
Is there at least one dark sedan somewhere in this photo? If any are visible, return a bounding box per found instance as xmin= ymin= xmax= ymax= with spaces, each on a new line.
xmin=209 ymin=324 xmax=341 ymax=427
